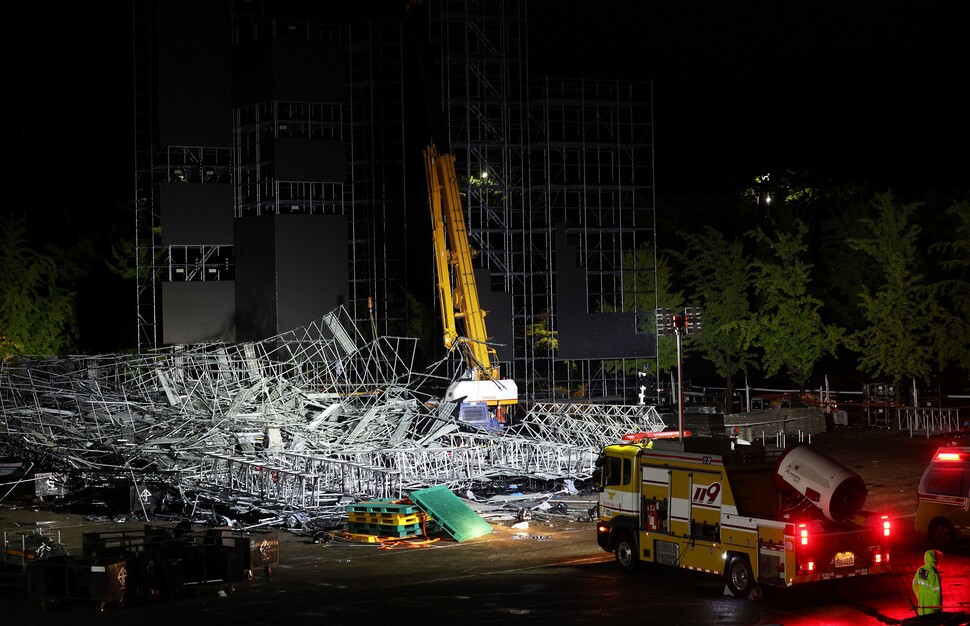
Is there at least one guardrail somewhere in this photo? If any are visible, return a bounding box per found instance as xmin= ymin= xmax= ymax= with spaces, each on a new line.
xmin=896 ymin=407 xmax=963 ymax=438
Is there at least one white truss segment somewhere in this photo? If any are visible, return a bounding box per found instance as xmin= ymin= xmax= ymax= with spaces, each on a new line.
xmin=511 ymin=402 xmax=666 ymax=448
xmin=0 ymin=306 xmax=663 ymax=518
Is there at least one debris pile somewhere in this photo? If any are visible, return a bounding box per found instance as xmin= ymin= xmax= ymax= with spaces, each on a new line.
xmin=0 ymin=306 xmax=665 ymax=528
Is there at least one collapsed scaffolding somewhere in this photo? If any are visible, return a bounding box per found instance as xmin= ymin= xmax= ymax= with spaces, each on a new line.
xmin=0 ymin=307 xmax=665 ymax=524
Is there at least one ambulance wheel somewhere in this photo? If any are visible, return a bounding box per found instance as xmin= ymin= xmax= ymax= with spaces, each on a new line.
xmin=928 ymin=519 xmax=955 ymax=549
xmin=726 ymin=555 xmax=754 ymax=598
xmin=614 ymin=533 xmax=638 ymax=573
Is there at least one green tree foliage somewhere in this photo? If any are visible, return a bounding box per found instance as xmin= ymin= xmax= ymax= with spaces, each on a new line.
xmin=108 ymin=224 xmax=161 ymax=281
xmin=602 ymin=245 xmax=684 ymax=379
xmin=524 ymin=309 xmax=560 ymax=396
xmin=525 ymin=309 xmax=558 ymax=353
xmin=741 ymin=170 xmax=818 ymax=225
xmin=657 ymin=263 xmax=686 ymax=377
xmin=928 ymin=200 xmax=970 ymax=375
xmin=814 ymin=185 xmax=879 ymax=330
xmin=846 ymin=192 xmax=934 ymax=396
xmin=639 ymin=247 xmax=683 ymax=377
xmin=742 ymin=220 xmax=842 ymax=392
xmin=0 ymin=215 xmax=77 ymax=358
xmin=678 ymin=226 xmax=755 ymax=412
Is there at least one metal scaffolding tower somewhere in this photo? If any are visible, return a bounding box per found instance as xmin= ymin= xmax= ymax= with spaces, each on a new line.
xmin=132 ymin=0 xmax=156 ymax=352
xmin=427 ymin=0 xmax=656 ymax=406
xmin=134 ymin=2 xmax=409 ymax=351
xmin=134 ymin=0 xmax=656 ymax=409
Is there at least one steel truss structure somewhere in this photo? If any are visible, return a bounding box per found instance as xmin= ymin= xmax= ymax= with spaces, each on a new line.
xmin=1 ymin=307 xmax=665 ymax=520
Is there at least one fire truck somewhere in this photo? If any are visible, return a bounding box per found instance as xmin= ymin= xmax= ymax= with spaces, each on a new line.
xmin=594 ymin=434 xmax=892 ymax=598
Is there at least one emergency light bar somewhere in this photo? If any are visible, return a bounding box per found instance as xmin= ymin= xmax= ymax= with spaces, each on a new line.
xmin=622 ymin=430 xmax=693 ymax=442
xmin=935 ymin=451 xmax=963 ymax=462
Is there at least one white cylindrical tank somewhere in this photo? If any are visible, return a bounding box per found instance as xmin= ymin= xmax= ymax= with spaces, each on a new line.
xmin=774 ymin=443 xmax=868 ymax=522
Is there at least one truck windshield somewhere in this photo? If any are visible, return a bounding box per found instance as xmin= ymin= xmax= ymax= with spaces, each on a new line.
xmin=599 ymin=455 xmax=631 ymax=488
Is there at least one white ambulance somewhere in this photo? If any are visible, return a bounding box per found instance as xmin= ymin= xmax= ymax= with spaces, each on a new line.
xmin=915 ymin=446 xmax=970 ymax=548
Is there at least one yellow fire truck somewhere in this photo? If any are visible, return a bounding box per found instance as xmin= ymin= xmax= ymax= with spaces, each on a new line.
xmin=594 ymin=434 xmax=892 ymax=597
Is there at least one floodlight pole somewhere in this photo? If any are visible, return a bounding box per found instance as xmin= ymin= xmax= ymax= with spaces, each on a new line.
xmin=657 ymin=306 xmax=700 ymax=447
xmin=676 ymin=321 xmax=685 ymax=444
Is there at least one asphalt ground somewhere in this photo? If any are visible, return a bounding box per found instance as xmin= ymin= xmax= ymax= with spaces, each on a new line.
xmin=807 ymin=424 xmax=969 ymax=518
xmin=1 ymin=425 xmax=968 ymax=625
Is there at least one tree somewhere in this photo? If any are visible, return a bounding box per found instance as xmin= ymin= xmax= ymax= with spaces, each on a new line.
xmin=814 ymin=184 xmax=880 ymax=331
xmin=742 ymin=220 xmax=842 ymax=393
xmin=0 ymin=215 xmax=77 ymax=358
xmin=678 ymin=226 xmax=755 ymax=413
xmin=613 ymin=245 xmax=684 ymax=377
xmin=524 ymin=309 xmax=558 ymax=353
xmin=597 ymin=245 xmax=683 ymax=404
xmin=928 ymin=200 xmax=970 ymax=377
xmin=846 ymin=191 xmax=934 ymax=401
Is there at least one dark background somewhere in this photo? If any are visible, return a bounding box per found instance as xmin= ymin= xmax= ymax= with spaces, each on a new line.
xmin=10 ymin=1 xmax=970 ymax=355
xmin=16 ymin=2 xmax=970 ymax=212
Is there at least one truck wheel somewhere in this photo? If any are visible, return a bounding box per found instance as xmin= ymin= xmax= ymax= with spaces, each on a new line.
xmin=928 ymin=519 xmax=955 ymax=548
xmin=725 ymin=556 xmax=754 ymax=598
xmin=614 ymin=533 xmax=638 ymax=573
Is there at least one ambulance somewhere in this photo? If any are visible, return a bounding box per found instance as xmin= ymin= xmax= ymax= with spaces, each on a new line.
xmin=915 ymin=446 xmax=970 ymax=548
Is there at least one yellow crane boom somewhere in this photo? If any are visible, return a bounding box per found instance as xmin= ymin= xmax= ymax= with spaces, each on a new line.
xmin=423 ymin=145 xmax=517 ymax=427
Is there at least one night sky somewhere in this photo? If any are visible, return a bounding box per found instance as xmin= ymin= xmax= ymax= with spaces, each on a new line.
xmin=15 ymin=2 xmax=970 ymax=216
xmin=530 ymin=1 xmax=970 ymax=195
xmin=10 ymin=1 xmax=970 ymax=354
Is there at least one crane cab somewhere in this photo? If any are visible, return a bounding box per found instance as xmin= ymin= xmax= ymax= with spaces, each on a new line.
xmin=447 ymin=377 xmax=518 ymax=431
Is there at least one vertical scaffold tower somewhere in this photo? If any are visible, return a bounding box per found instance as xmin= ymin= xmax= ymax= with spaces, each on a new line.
xmin=134 ymin=1 xmax=409 ymax=350
xmin=428 ymin=0 xmax=656 ymax=405
xmin=230 ymin=11 xmax=408 ymax=338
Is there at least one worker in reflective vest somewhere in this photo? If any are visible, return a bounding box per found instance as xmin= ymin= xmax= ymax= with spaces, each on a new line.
xmin=912 ymin=549 xmax=943 ymax=615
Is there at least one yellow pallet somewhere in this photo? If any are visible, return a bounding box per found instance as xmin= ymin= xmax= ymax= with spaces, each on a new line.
xmin=347 ymin=511 xmax=429 ymax=526
xmin=338 ymin=532 xmax=384 ymax=544
xmin=334 ymin=531 xmax=438 ymax=547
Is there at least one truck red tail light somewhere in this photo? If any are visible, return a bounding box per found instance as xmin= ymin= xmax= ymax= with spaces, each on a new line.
xmin=882 ymin=516 xmax=891 ymax=537
xmin=799 ymin=524 xmax=809 ymax=546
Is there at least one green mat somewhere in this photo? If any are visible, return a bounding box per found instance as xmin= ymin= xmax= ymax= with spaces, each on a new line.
xmin=408 ymin=485 xmax=493 ymax=543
